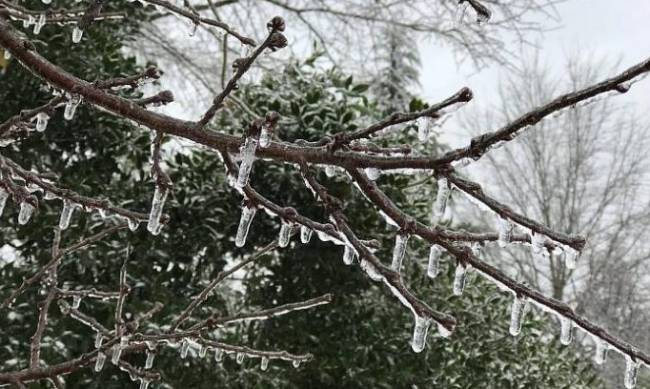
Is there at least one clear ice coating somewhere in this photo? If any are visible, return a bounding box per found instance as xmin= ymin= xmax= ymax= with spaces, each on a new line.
xmin=59 ymin=199 xmax=75 ymax=230
xmin=236 ymin=352 xmax=245 ymax=364
xmin=496 ymin=217 xmax=513 ymax=247
xmin=365 ymin=167 xmax=381 ymax=180
xmin=94 ymin=332 xmax=103 ymax=349
xmin=624 ymin=355 xmax=639 ymax=389
xmin=437 ymin=322 xmax=452 ymax=338
xmin=235 ymin=205 xmax=257 ymax=247
xmin=278 ymin=221 xmax=292 ymax=247
xmin=18 ymin=202 xmax=35 ymax=225
xmin=235 ymin=137 xmax=258 ymax=188
xmin=300 ymin=225 xmax=312 ymax=243
xmin=72 ymin=26 xmax=83 ymax=43
xmin=180 ymin=339 xmax=190 ymax=359
xmin=147 ymin=186 xmax=168 ymax=235
xmin=0 ymin=188 xmax=8 ymax=216
xmin=64 ymin=95 xmax=81 ymax=120
xmin=559 ymin=316 xmax=573 ymax=345
xmin=509 ymin=296 xmax=527 ymax=336
xmin=94 ymin=352 xmax=106 ymax=372
xmin=260 ymin=356 xmax=269 ymax=371
xmin=34 ymin=13 xmax=46 ymax=35
xmin=564 ymin=247 xmax=579 ymax=270
xmin=452 ymin=263 xmax=467 ymax=296
xmin=427 ymin=245 xmax=441 ymax=278
xmin=145 ymin=350 xmax=155 ymax=369
xmin=390 ymin=233 xmax=410 ymax=271
xmin=432 ymin=177 xmax=450 ymax=222
xmin=593 ymin=336 xmax=608 ymax=365
xmin=343 ymin=245 xmax=356 ymax=265
xmin=214 ymin=347 xmax=223 ymax=362
xmin=259 ymin=125 xmax=271 ymax=147
xmin=35 ymin=112 xmax=49 ymax=132
xmin=411 ymin=315 xmax=432 ymax=353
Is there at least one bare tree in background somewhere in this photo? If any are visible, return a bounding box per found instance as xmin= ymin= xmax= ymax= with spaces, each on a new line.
xmin=3 ymin=0 xmax=650 ymax=387
xmin=460 ymin=53 xmax=650 ymax=385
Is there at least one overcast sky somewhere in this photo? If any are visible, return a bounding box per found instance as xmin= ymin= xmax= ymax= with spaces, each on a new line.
xmin=419 ymin=0 xmax=650 ymax=147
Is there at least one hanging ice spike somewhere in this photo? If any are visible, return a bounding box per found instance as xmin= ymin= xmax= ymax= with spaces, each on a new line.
xmin=147 ymin=185 xmax=168 ymax=235
xmin=235 ymin=204 xmax=256 ymax=247
xmin=236 ymin=137 xmax=258 ymax=189
xmin=432 ymin=177 xmax=450 ymax=222
xmin=18 ymin=201 xmax=36 ymax=225
xmin=300 ymin=225 xmax=312 ymax=243
xmin=452 ymin=262 xmax=468 ymax=296
xmin=427 ymin=245 xmax=441 ymax=279
xmin=390 ymin=233 xmax=409 ymax=271
xmin=278 ymin=221 xmax=292 ymax=247
xmin=411 ymin=315 xmax=432 ymax=353
xmin=496 ymin=216 xmax=513 ymax=247
xmin=509 ymin=296 xmax=526 ymax=336
xmin=59 ymin=199 xmax=76 ymax=230
xmin=342 ymin=245 xmax=356 ymax=265
xmin=559 ymin=316 xmax=573 ymax=345
xmin=624 ymin=355 xmax=639 ymax=389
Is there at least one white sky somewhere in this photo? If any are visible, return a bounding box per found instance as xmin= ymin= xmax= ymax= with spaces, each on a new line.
xmin=419 ymin=0 xmax=650 ymax=147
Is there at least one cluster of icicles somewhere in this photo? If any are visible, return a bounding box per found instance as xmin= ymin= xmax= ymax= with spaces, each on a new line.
xmin=16 ymin=9 xmax=84 ymax=43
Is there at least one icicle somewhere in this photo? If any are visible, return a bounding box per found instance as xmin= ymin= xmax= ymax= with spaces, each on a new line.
xmin=235 ymin=137 xmax=258 ymax=188
xmin=417 ymin=117 xmax=434 ymax=142
xmin=180 ymin=339 xmax=190 ymax=359
xmin=64 ymin=95 xmax=81 ymax=120
xmin=390 ymin=233 xmax=410 ymax=271
xmin=324 ymin=165 xmax=336 ymax=177
xmin=452 ymin=263 xmax=467 ymax=296
xmin=260 ymin=356 xmax=269 ymax=371
xmin=145 ymin=350 xmax=155 ymax=369
xmin=509 ymin=296 xmax=527 ymax=336
xmin=365 ymin=167 xmax=381 ymax=180
xmin=624 ymin=355 xmax=639 ymax=389
xmin=95 ymin=332 xmax=103 ymax=349
xmin=292 ymin=360 xmax=301 ymax=368
xmin=139 ymin=379 xmax=150 ymax=389
xmin=35 ymin=112 xmax=49 ymax=132
xmin=94 ymin=352 xmax=106 ymax=372
xmin=564 ymin=247 xmax=579 ymax=270
xmin=34 ymin=13 xmax=46 ymax=35
xmin=111 ymin=344 xmax=122 ymax=365
xmin=593 ymin=337 xmax=608 ymax=365
xmin=236 ymin=352 xmax=245 ymax=364
xmin=72 ymin=295 xmax=81 ymax=309
xmin=278 ymin=221 xmax=292 ymax=248
xmin=0 ymin=188 xmax=8 ymax=217
xmin=432 ymin=178 xmax=450 ymax=222
xmin=437 ymin=323 xmax=452 ymax=338
xmin=41 ymin=0 xmax=52 ymax=4
xmin=199 ymin=345 xmax=207 ymax=358
xmin=59 ymin=199 xmax=75 ymax=230
xmin=559 ymin=316 xmax=573 ymax=345
xmin=23 ymin=15 xmax=34 ymax=28
xmin=147 ymin=186 xmax=168 ymax=235
xmin=342 ymin=245 xmax=356 ymax=265
xmin=72 ymin=26 xmax=83 ymax=43
xmin=496 ymin=217 xmax=513 ymax=247
xmin=214 ymin=347 xmax=223 ymax=362
xmin=235 ymin=204 xmax=256 ymax=247
xmin=530 ymin=231 xmax=547 ymax=258
xmin=411 ymin=315 xmax=432 ymax=353
xmin=300 ymin=225 xmax=312 ymax=243
xmin=259 ymin=125 xmax=271 ymax=147
xmin=427 ymin=245 xmax=441 ymax=278
xmin=18 ymin=202 xmax=35 ymax=225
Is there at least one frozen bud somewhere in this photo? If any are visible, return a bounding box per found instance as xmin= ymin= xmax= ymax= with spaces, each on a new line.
xmin=268 ymin=32 xmax=288 ymax=51
xmin=266 ymin=16 xmax=286 ymax=32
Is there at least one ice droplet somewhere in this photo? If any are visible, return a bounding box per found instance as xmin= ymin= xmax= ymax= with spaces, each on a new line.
xmin=180 ymin=339 xmax=190 ymax=359
xmin=432 ymin=178 xmax=450 ymax=223
xmin=147 ymin=186 xmax=168 ymax=235
xmin=342 ymin=245 xmax=356 ymax=265
xmin=390 ymin=233 xmax=410 ymax=272
xmin=593 ymin=336 xmax=608 ymax=365
xmin=64 ymin=95 xmax=81 ymax=120
xmin=509 ymin=296 xmax=527 ymax=336
xmin=33 ymin=14 xmax=46 ymax=35
xmin=94 ymin=352 xmax=106 ymax=372
xmin=41 ymin=0 xmax=52 ymax=4
xmin=324 ymin=165 xmax=336 ymax=177
xmin=199 ymin=345 xmax=207 ymax=358
xmin=94 ymin=332 xmax=103 ymax=349
xmin=365 ymin=167 xmax=380 ymax=180
xmin=214 ymin=348 xmax=223 ymax=362
xmin=300 ymin=225 xmax=312 ymax=243
xmin=72 ymin=295 xmax=81 ymax=309
xmin=559 ymin=316 xmax=573 ymax=345
xmin=411 ymin=315 xmax=431 ymax=353
xmin=292 ymin=360 xmax=300 ymax=368
xmin=235 ymin=204 xmax=256 ymax=247
xmin=452 ymin=263 xmax=467 ymax=296
xmin=427 ymin=245 xmax=441 ymax=279
xmin=278 ymin=221 xmax=292 ymax=248
xmin=127 ymin=218 xmax=139 ymax=231
xmin=2 ymin=49 xmax=9 ymax=60
xmin=72 ymin=26 xmax=83 ymax=43
xmin=145 ymin=350 xmax=155 ymax=369
xmin=18 ymin=202 xmax=36 ymax=225
xmin=235 ymin=137 xmax=258 ymax=188
xmin=236 ymin=352 xmax=245 ymax=364
xmin=260 ymin=356 xmax=269 ymax=371
xmin=59 ymin=199 xmax=75 ymax=230
xmin=35 ymin=112 xmax=49 ymax=132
